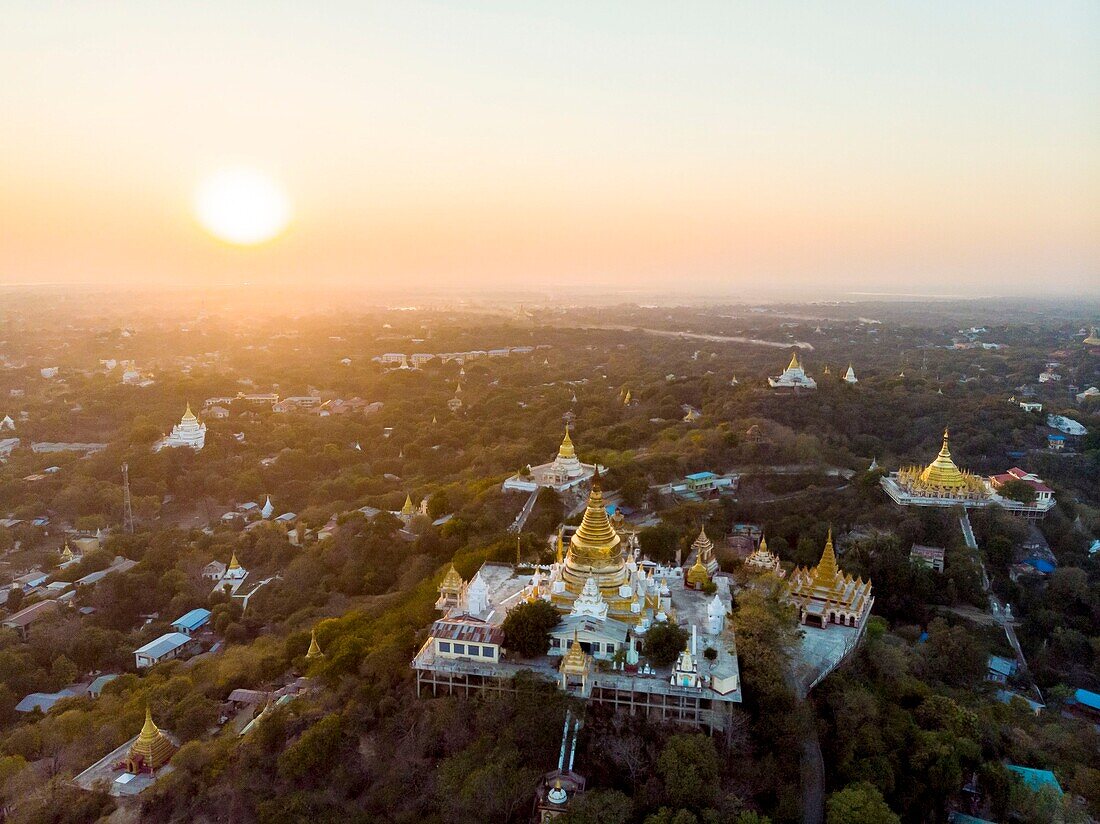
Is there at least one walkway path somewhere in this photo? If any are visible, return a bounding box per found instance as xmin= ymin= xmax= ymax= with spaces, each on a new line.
xmin=509 ymin=489 xmax=540 ymax=533
xmin=801 ymin=729 xmax=825 ymax=824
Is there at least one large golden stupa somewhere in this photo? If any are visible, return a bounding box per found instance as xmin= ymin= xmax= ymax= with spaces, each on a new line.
xmin=551 ymin=476 xmax=635 ymax=620
xmin=125 ymin=707 xmax=176 ymax=774
xmin=788 ymin=530 xmax=873 ymax=628
xmin=895 ymin=429 xmax=988 ymax=498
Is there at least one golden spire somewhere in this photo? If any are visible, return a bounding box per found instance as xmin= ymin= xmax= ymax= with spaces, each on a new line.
xmin=306 ymin=628 xmax=323 ymax=659
xmin=228 ymin=551 xmax=241 ymax=571
xmin=571 ymin=476 xmax=619 ymax=553
xmin=558 ymin=427 xmax=576 ymax=460
xmin=811 ymin=529 xmax=839 ymax=588
xmin=400 ymin=493 xmax=415 ymax=515
xmin=441 ymin=563 xmax=464 ymax=592
xmin=556 ymin=528 xmax=564 ymax=564
xmin=559 ymin=628 xmax=589 ymax=674
xmin=917 ymin=428 xmax=969 ymax=489
xmin=61 ymin=542 xmax=73 ymax=561
xmin=139 ymin=705 xmax=159 ymax=741
xmin=182 ymin=403 xmax=197 ymax=422
xmin=787 ymin=351 xmax=800 ymax=371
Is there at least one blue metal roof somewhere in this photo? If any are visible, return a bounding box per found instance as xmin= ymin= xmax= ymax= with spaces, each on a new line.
xmin=1073 ymin=688 xmax=1100 ymax=711
xmin=988 ymin=655 xmax=1018 ymax=677
xmin=685 ymin=471 xmax=717 ymax=480
xmin=1007 ymin=765 xmax=1063 ymax=795
xmin=172 ymin=608 xmax=211 ymax=631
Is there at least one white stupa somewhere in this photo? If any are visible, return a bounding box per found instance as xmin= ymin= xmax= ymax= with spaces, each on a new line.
xmin=843 ymin=364 xmax=858 ymax=384
xmin=261 ymin=496 xmax=274 ymax=519
xmin=154 ymin=404 xmax=206 ymax=451
xmin=768 ymin=352 xmax=816 ymax=389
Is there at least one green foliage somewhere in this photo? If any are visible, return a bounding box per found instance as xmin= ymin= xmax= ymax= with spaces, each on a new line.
xmin=657 ymin=734 xmax=720 ymax=810
xmin=277 ymin=714 xmax=346 ymax=784
xmin=561 ymin=788 xmax=633 ymax=824
xmin=642 ymin=622 xmax=689 ymax=667
xmin=825 ymin=782 xmax=901 ymax=824
xmin=501 ymin=600 xmax=560 ymax=658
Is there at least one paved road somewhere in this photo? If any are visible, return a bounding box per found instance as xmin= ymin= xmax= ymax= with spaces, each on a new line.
xmin=573 ymin=323 xmax=815 ymax=351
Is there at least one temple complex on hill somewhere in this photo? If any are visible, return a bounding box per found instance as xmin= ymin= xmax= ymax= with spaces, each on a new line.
xmin=881 ymin=429 xmax=1055 ymax=518
xmin=768 ymin=351 xmax=816 ymax=389
xmin=154 ymin=404 xmax=206 ymax=451
xmin=502 ymin=429 xmax=602 ymax=493
xmin=413 ymin=482 xmax=743 ymax=731
xmin=788 ymin=531 xmax=874 ymax=629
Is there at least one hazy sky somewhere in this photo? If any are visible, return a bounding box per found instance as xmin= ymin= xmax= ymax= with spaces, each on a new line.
xmin=1 ymin=2 xmax=1097 ymax=298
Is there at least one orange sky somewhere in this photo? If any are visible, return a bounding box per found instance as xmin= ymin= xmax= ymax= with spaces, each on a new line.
xmin=1 ymin=2 xmax=1097 ymax=297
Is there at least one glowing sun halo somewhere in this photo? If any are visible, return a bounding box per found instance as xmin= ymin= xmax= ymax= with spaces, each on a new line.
xmin=195 ymin=168 xmax=291 ymax=245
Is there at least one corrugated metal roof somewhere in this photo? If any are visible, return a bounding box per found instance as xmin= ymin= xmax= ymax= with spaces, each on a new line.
xmin=429 ymin=616 xmax=503 ymax=645
xmin=172 ymin=608 xmax=211 ymax=631
xmin=134 ymin=632 xmax=191 ymax=659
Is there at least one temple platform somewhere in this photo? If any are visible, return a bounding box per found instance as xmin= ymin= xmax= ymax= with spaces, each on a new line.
xmin=72 ymin=733 xmax=176 ymax=796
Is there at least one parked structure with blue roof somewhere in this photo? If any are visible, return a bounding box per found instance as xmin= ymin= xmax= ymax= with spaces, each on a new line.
xmin=1006 ymin=765 xmax=1063 ymax=795
xmin=171 ymin=608 xmax=211 ymax=636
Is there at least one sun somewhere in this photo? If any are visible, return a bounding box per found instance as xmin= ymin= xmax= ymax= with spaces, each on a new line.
xmin=194 ymin=168 xmax=291 ymax=245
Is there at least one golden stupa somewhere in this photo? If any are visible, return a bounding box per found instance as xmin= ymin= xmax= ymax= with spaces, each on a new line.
xmin=551 ymin=475 xmax=634 ymax=619
xmin=126 ymin=707 xmax=176 ymax=773
xmin=306 ymin=628 xmax=324 ymax=659
xmin=896 ymin=429 xmax=987 ymax=497
xmin=1084 ymin=327 xmax=1100 ymax=346
xmin=788 ymin=530 xmax=873 ymax=628
xmin=686 ymin=555 xmax=710 ymax=589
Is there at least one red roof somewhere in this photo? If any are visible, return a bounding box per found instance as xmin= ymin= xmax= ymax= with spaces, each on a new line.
xmin=992 ymin=468 xmax=1053 ymax=494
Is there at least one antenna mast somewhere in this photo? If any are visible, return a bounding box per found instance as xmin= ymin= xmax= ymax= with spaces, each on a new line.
xmin=121 ymin=463 xmax=134 ymax=534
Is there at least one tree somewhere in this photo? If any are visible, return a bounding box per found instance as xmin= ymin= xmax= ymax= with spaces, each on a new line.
xmin=501 ymin=600 xmax=560 ymax=658
xmin=639 ymin=524 xmax=681 ymax=564
xmin=657 ymin=734 xmax=720 ymax=810
xmin=643 ymin=622 xmax=689 ymax=667
xmin=826 ymin=782 xmax=901 ymax=824
xmin=998 ymin=479 xmax=1036 ymax=504
xmin=561 ymin=789 xmax=633 ymax=824
xmin=278 ymin=714 xmax=346 ymax=784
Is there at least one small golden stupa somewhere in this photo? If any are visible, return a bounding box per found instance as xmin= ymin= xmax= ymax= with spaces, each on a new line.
xmin=125 ymin=707 xmax=176 ymax=774
xmin=306 ymin=628 xmax=324 ymax=660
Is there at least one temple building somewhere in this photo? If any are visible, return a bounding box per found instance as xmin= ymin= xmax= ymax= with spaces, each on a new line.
xmin=153 ymin=404 xmax=206 ymax=452
xmin=843 ymin=364 xmax=858 ymax=384
xmin=744 ymin=534 xmax=785 ymax=577
xmin=1083 ymin=327 xmax=1100 ymax=346
xmin=881 ymin=430 xmax=1054 ymax=518
xmin=686 ymin=525 xmax=720 ymax=578
xmin=502 ymin=429 xmax=602 ymax=493
xmin=768 ymin=352 xmax=817 ymax=389
xmin=210 ymin=551 xmax=248 ymax=595
xmin=74 ymin=707 xmax=179 ymax=797
xmin=788 ymin=531 xmax=874 ymax=629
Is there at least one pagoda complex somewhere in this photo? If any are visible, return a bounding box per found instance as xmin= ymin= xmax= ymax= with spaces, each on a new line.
xmin=788 ymin=531 xmax=873 ymax=629
xmin=768 ymin=351 xmax=816 ymax=389
xmin=154 ymin=404 xmax=206 ymax=452
xmin=124 ymin=708 xmax=176 ymax=774
xmin=503 ymin=428 xmax=601 ymax=493
xmin=881 ymin=429 xmax=991 ymax=507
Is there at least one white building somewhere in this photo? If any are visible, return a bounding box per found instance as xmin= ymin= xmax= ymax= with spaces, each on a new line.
xmin=502 ymin=429 xmax=602 ymax=493
xmin=134 ymin=632 xmax=194 ymax=668
xmin=768 ymin=352 xmax=816 ymax=389
xmin=843 ymin=364 xmax=858 ymax=384
xmin=154 ymin=405 xmax=206 ymax=452
xmin=211 ymin=552 xmax=248 ymax=595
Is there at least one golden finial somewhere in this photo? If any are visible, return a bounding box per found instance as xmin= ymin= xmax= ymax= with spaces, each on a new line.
xmin=228 ymin=551 xmax=241 ymax=571
xmin=556 ymin=527 xmax=564 ymax=564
